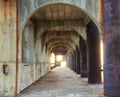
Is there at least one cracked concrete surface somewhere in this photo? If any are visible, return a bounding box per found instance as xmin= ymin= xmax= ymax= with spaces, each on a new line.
xmin=17 ymin=66 xmax=105 ymax=97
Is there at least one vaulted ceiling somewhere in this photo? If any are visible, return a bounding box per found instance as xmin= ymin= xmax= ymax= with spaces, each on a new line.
xmin=31 ymin=4 xmax=88 ymax=55
xmin=32 ymin=4 xmax=86 ymax=20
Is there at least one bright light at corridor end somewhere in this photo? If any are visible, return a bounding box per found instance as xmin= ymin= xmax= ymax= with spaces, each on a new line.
xmin=56 ymin=55 xmax=63 ymax=61
xmin=56 ymin=55 xmax=67 ymax=67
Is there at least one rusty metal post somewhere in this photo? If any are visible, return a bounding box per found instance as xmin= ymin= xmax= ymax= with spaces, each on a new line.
xmin=103 ymin=0 xmax=120 ymax=96
xmin=87 ymin=20 xmax=101 ymax=83
xmin=75 ymin=46 xmax=80 ymax=74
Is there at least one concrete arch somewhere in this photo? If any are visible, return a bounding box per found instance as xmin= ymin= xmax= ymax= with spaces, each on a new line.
xmin=51 ymin=46 xmax=68 ymax=53
xmin=40 ymin=30 xmax=80 ymax=51
xmin=49 ymin=42 xmax=73 ymax=51
xmin=46 ymin=38 xmax=76 ymax=53
xmin=49 ymin=43 xmax=74 ymax=53
xmin=47 ymin=40 xmax=75 ymax=51
xmin=18 ymin=2 xmax=103 ymax=62
xmin=42 ymin=31 xmax=78 ymax=41
xmin=50 ymin=46 xmax=69 ymax=55
xmin=45 ymin=38 xmax=77 ymax=47
xmin=37 ymin=21 xmax=86 ymax=40
xmin=19 ymin=1 xmax=103 ymax=38
xmin=41 ymin=31 xmax=79 ymax=44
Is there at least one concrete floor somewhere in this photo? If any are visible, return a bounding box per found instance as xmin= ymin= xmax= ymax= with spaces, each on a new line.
xmin=17 ymin=66 xmax=106 ymax=97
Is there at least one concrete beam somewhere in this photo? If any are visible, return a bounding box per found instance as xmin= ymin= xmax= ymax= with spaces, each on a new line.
xmin=46 ymin=38 xmax=75 ymax=48
xmin=37 ymin=21 xmax=86 ymax=39
xmin=47 ymin=41 xmax=74 ymax=51
xmin=49 ymin=43 xmax=74 ymax=53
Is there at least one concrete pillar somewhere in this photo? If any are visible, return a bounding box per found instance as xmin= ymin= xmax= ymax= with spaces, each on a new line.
xmin=69 ymin=53 xmax=74 ymax=70
xmin=87 ymin=20 xmax=101 ymax=83
xmin=103 ymin=0 xmax=120 ymax=96
xmin=69 ymin=54 xmax=73 ymax=70
xmin=74 ymin=51 xmax=77 ymax=73
xmin=66 ymin=53 xmax=70 ymax=68
xmin=66 ymin=53 xmax=72 ymax=69
xmin=73 ymin=53 xmax=76 ymax=72
xmin=75 ymin=47 xmax=81 ymax=74
xmin=72 ymin=53 xmax=76 ymax=72
xmin=80 ymin=37 xmax=87 ymax=77
xmin=0 ymin=1 xmax=17 ymax=96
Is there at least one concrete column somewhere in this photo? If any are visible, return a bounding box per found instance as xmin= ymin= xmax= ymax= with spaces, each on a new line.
xmin=103 ymin=0 xmax=120 ymax=96
xmin=87 ymin=20 xmax=101 ymax=83
xmin=69 ymin=53 xmax=74 ymax=70
xmin=66 ymin=53 xmax=72 ymax=69
xmin=72 ymin=53 xmax=76 ymax=72
xmin=74 ymin=50 xmax=77 ymax=73
xmin=80 ymin=38 xmax=87 ymax=77
xmin=75 ymin=47 xmax=81 ymax=74
xmin=69 ymin=54 xmax=73 ymax=70
xmin=66 ymin=53 xmax=70 ymax=68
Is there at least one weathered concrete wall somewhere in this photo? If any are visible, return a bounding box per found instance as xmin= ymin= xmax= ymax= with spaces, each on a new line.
xmin=0 ymin=0 xmax=16 ymax=61
xmin=0 ymin=63 xmax=16 ymax=96
xmin=18 ymin=20 xmax=51 ymax=94
xmin=18 ymin=62 xmax=50 ymax=93
xmin=35 ymin=38 xmax=42 ymax=62
xmin=22 ymin=21 xmax=34 ymax=63
xmin=18 ymin=63 xmax=34 ymax=92
xmin=0 ymin=0 xmax=17 ymax=96
xmin=35 ymin=63 xmax=42 ymax=80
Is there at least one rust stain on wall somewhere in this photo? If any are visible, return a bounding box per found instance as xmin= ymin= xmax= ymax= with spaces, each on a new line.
xmin=2 ymin=0 xmax=13 ymax=32
xmin=9 ymin=0 xmax=13 ymax=33
xmin=3 ymin=0 xmax=7 ymax=33
xmin=9 ymin=0 xmax=13 ymax=17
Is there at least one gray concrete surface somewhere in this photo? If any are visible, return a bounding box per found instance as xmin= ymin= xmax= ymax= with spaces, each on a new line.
xmin=17 ymin=66 xmax=105 ymax=97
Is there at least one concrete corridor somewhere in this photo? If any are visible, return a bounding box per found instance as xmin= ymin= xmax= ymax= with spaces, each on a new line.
xmin=17 ymin=66 xmax=104 ymax=97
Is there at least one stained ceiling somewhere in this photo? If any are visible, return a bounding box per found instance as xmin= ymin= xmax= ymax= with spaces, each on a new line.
xmin=32 ymin=4 xmax=86 ymax=20
xmin=31 ymin=4 xmax=87 ymax=54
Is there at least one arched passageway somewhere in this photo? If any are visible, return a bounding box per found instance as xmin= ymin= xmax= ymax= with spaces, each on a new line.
xmin=18 ymin=2 xmax=103 ymax=96
xmin=1 ymin=0 xmax=120 ymax=97
xmin=0 ymin=0 xmax=108 ymax=97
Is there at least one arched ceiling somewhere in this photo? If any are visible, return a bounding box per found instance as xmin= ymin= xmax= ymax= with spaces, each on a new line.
xmin=54 ymin=47 xmax=67 ymax=55
xmin=49 ymin=43 xmax=72 ymax=53
xmin=47 ymin=26 xmax=74 ymax=32
xmin=31 ymin=4 xmax=87 ymax=55
xmin=32 ymin=4 xmax=86 ymax=21
xmin=41 ymin=30 xmax=79 ymax=44
xmin=46 ymin=38 xmax=74 ymax=45
xmin=41 ymin=30 xmax=79 ymax=53
xmin=47 ymin=41 xmax=74 ymax=51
